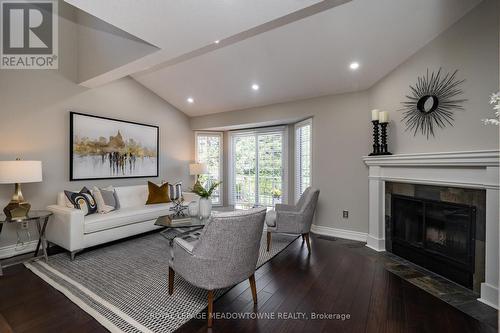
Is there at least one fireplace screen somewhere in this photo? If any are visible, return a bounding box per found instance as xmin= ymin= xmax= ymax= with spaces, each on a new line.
xmin=391 ymin=194 xmax=476 ymax=289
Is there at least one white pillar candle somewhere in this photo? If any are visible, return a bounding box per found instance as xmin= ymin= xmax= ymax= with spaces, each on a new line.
xmin=371 ymin=109 xmax=379 ymax=121
xmin=379 ymin=111 xmax=389 ymax=123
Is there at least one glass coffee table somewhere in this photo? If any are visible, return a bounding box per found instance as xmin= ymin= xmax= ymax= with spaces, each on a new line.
xmin=155 ymin=204 xmax=260 ymax=243
xmin=155 ymin=215 xmax=208 ymax=243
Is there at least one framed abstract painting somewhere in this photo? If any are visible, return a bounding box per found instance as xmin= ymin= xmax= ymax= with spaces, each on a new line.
xmin=70 ymin=112 xmax=159 ymax=181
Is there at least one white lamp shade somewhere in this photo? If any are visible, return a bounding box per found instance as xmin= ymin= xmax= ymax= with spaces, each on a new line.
xmin=189 ymin=163 xmax=208 ymax=176
xmin=0 ymin=160 xmax=43 ymax=184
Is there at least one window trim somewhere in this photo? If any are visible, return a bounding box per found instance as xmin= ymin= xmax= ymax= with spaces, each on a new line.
xmin=294 ymin=118 xmax=313 ymax=202
xmin=228 ymin=126 xmax=289 ymax=206
xmin=194 ymin=131 xmax=224 ymax=206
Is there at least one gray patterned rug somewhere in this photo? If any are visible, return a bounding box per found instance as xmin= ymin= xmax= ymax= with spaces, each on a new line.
xmin=25 ymin=232 xmax=297 ymax=333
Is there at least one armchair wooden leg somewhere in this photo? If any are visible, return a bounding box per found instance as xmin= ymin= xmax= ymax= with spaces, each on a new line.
xmin=249 ymin=274 xmax=257 ymax=304
xmin=303 ymin=233 xmax=311 ymax=253
xmin=301 ymin=234 xmax=305 ymax=242
xmin=168 ymin=267 xmax=174 ymax=295
xmin=207 ymin=290 xmax=214 ymax=328
xmin=266 ymin=231 xmax=271 ymax=252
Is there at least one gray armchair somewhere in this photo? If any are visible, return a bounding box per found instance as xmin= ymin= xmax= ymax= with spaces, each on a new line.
xmin=168 ymin=207 xmax=267 ymax=327
xmin=265 ymin=187 xmax=320 ymax=253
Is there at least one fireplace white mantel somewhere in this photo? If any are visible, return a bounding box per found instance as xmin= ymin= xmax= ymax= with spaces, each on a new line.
xmin=363 ymin=150 xmax=500 ymax=309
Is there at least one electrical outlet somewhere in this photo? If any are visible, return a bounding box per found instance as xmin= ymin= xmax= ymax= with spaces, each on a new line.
xmin=21 ymin=221 xmax=29 ymax=229
xmin=342 ymin=210 xmax=349 ymax=219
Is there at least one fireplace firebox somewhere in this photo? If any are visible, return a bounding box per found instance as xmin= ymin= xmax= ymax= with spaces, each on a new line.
xmin=391 ymin=194 xmax=476 ymax=289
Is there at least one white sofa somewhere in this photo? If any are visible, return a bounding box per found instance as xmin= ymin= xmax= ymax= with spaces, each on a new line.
xmin=46 ymin=184 xmax=196 ymax=259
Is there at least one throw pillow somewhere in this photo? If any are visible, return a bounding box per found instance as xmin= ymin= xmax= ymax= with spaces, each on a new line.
xmin=146 ymin=182 xmax=170 ymax=205
xmin=57 ymin=192 xmax=74 ymax=209
xmin=92 ymin=186 xmax=115 ymax=214
xmin=168 ymin=182 xmax=183 ymax=201
xmin=101 ymin=185 xmax=120 ymax=209
xmin=65 ymin=187 xmax=98 ymax=216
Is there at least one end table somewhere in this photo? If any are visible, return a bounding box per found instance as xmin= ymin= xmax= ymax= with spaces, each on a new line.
xmin=0 ymin=210 xmax=53 ymax=276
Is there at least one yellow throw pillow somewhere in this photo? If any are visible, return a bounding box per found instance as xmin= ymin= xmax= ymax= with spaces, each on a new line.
xmin=146 ymin=182 xmax=171 ymax=205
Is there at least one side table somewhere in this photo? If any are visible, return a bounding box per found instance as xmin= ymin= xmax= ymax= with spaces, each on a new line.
xmin=0 ymin=210 xmax=53 ymax=276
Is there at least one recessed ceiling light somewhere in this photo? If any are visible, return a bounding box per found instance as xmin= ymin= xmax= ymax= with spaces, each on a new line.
xmin=214 ymin=40 xmax=220 ymax=44
xmin=350 ymin=62 xmax=360 ymax=70
xmin=187 ymin=97 xmax=194 ymax=103
xmin=252 ymin=84 xmax=260 ymax=91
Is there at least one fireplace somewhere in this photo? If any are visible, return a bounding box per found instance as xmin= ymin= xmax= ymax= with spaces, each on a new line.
xmin=364 ymin=150 xmax=499 ymax=307
xmin=384 ymin=182 xmax=486 ymax=292
xmin=391 ymin=194 xmax=476 ymax=289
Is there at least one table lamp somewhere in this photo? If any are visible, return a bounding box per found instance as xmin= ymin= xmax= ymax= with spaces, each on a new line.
xmin=0 ymin=159 xmax=43 ymax=219
xmin=189 ymin=163 xmax=207 ymax=188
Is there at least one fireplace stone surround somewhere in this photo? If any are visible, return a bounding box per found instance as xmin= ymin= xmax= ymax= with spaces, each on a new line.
xmin=363 ymin=150 xmax=499 ymax=308
xmin=385 ymin=183 xmax=485 ymax=293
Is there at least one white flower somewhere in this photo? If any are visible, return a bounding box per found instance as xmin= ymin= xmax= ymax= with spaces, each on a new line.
xmin=482 ymin=118 xmax=500 ymax=125
xmin=483 ymin=92 xmax=500 ymax=126
xmin=490 ymin=92 xmax=500 ymax=105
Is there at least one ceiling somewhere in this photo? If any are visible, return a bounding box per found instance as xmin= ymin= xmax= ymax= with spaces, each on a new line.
xmin=66 ymin=0 xmax=482 ymax=117
xmin=65 ymin=0 xmax=345 ymax=87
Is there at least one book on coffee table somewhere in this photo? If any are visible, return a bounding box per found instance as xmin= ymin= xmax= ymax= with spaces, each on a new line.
xmin=170 ymin=217 xmax=192 ymax=224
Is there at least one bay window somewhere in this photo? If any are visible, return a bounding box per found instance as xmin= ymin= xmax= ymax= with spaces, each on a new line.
xmin=229 ymin=127 xmax=288 ymax=208
xmin=195 ymin=132 xmax=223 ymax=205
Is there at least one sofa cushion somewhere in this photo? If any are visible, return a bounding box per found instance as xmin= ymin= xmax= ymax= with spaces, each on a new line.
xmin=114 ymin=185 xmax=149 ymax=208
xmin=84 ymin=203 xmax=173 ymax=234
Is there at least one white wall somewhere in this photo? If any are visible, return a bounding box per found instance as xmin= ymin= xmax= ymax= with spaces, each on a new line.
xmin=0 ymin=2 xmax=193 ymax=254
xmin=369 ymin=0 xmax=499 ymax=153
xmin=190 ymin=0 xmax=499 ymax=235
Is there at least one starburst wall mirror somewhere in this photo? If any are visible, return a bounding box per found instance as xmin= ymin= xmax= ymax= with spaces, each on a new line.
xmin=400 ymin=68 xmax=467 ymax=138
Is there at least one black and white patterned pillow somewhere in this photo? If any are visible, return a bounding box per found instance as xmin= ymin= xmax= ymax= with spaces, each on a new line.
xmin=168 ymin=182 xmax=182 ymax=201
xmin=65 ymin=187 xmax=97 ymax=216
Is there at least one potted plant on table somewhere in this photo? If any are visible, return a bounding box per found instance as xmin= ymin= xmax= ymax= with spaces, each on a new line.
xmin=191 ymin=181 xmax=222 ymax=219
xmin=271 ymin=188 xmax=282 ymax=206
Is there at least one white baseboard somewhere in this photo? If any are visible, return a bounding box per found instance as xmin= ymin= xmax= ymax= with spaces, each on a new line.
xmin=310 ymin=224 xmax=368 ymax=242
xmin=366 ymin=235 xmax=386 ymax=252
xmin=0 ymin=240 xmax=38 ymax=259
xmin=479 ymin=282 xmax=499 ymax=309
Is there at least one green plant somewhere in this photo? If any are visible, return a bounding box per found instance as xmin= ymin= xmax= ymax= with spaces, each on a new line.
xmin=191 ymin=181 xmax=222 ymax=199
xmin=271 ymin=188 xmax=282 ymax=198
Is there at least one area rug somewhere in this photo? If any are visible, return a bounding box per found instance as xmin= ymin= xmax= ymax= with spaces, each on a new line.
xmin=25 ymin=232 xmax=297 ymax=333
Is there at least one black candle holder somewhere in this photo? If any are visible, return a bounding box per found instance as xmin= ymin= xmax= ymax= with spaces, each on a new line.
xmin=369 ymin=120 xmax=380 ymax=156
xmin=378 ymin=122 xmax=392 ymax=155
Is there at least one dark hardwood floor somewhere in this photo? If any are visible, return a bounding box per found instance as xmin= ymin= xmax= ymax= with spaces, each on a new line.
xmin=0 ymin=234 xmax=496 ymax=333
